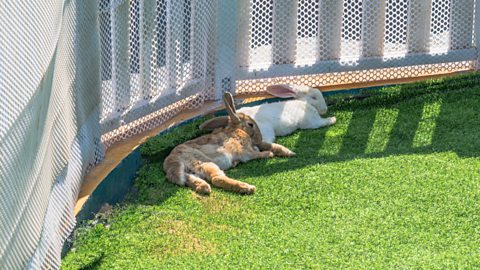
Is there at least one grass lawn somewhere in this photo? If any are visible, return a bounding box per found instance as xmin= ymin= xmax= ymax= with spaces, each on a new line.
xmin=63 ymin=73 xmax=480 ymax=269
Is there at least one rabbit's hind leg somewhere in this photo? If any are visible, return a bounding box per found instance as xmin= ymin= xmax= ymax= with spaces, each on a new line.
xmin=200 ymin=162 xmax=256 ymax=194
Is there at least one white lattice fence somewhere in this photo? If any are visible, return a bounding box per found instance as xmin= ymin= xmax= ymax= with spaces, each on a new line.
xmin=99 ymin=0 xmax=217 ymax=146
xmin=99 ymin=0 xmax=480 ymax=144
xmin=215 ymin=0 xmax=479 ymax=95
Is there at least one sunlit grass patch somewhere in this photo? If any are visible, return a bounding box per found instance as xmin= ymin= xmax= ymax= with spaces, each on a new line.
xmin=412 ymin=98 xmax=442 ymax=148
xmin=365 ymin=108 xmax=399 ymax=154
xmin=63 ymin=72 xmax=480 ymax=270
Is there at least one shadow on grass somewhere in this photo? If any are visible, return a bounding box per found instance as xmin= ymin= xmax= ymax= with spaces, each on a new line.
xmin=127 ymin=171 xmax=181 ymax=206
xmin=121 ymin=158 xmax=181 ymax=205
xmin=236 ymin=81 xmax=480 ymax=178
xmin=135 ymin=73 xmax=480 ymax=201
xmin=78 ymin=253 xmax=104 ymax=270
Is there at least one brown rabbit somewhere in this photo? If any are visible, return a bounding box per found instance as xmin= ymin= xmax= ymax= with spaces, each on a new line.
xmin=163 ymin=93 xmax=295 ymax=195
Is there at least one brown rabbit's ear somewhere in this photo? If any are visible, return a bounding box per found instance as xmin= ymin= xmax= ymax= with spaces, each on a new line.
xmin=223 ymin=92 xmax=240 ymax=124
xmin=199 ymin=116 xmax=229 ymax=130
xmin=266 ymin=84 xmax=298 ymax=98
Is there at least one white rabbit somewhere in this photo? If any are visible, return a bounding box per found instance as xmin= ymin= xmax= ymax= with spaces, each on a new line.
xmin=236 ymin=84 xmax=336 ymax=143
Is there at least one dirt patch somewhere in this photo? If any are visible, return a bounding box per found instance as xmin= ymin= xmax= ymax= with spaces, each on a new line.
xmin=152 ymin=219 xmax=217 ymax=258
xmin=194 ymin=192 xmax=244 ymax=215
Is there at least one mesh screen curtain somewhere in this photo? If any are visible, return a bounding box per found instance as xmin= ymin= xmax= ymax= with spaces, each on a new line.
xmin=1 ymin=0 xmax=480 ymax=268
xmin=98 ymin=0 xmax=216 ymax=147
xmin=0 ymin=0 xmax=103 ymax=268
xmin=0 ymin=0 xmax=217 ymax=268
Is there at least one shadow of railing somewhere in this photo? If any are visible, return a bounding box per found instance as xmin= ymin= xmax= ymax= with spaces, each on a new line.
xmin=234 ymin=80 xmax=480 ymax=179
xmin=129 ymin=73 xmax=480 ymax=202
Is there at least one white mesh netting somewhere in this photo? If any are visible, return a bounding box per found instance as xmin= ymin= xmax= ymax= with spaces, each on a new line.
xmin=1 ymin=0 xmax=480 ymax=269
xmin=0 ymin=1 xmax=103 ymax=269
xmin=98 ymin=0 xmax=217 ymax=145
xmin=233 ymin=0 xmax=477 ymax=76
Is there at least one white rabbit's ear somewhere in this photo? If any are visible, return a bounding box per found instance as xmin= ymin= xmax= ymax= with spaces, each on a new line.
xmin=266 ymin=84 xmax=298 ymax=98
xmin=199 ymin=116 xmax=229 ymax=130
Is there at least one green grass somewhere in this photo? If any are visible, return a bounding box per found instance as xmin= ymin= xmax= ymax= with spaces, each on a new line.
xmin=63 ymin=72 xmax=480 ymax=269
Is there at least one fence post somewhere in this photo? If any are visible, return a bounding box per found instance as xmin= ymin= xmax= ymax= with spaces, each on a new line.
xmin=140 ymin=0 xmax=156 ymax=101
xmin=236 ymin=0 xmax=251 ymax=69
xmin=272 ymin=0 xmax=298 ymax=65
xmin=166 ymin=0 xmax=183 ymax=94
xmin=317 ymin=0 xmax=344 ymax=61
xmin=407 ymin=0 xmax=432 ymax=53
xmin=111 ymin=0 xmax=131 ymax=113
xmin=191 ymin=0 xmax=204 ymax=81
xmin=475 ymin=0 xmax=480 ymax=68
xmin=450 ymin=0 xmax=475 ymax=50
xmin=361 ymin=0 xmax=386 ymax=57
xmin=214 ymin=0 xmax=239 ymax=98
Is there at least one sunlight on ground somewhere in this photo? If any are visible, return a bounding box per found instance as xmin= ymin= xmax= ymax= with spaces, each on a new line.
xmin=64 ymin=73 xmax=480 ymax=269
xmin=365 ymin=108 xmax=399 ymax=154
xmin=319 ymin=111 xmax=353 ymax=156
xmin=413 ymin=99 xmax=442 ymax=148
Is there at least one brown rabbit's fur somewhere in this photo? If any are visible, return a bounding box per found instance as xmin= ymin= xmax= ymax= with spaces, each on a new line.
xmin=163 ymin=93 xmax=294 ymax=194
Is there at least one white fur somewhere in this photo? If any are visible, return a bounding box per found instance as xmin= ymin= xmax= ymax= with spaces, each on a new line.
xmin=237 ymin=84 xmax=336 ymax=143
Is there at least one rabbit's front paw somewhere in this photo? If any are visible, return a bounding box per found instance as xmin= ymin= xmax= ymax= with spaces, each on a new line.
xmin=327 ymin=116 xmax=336 ymax=125
xmin=258 ymin=151 xmax=274 ymax=158
xmin=271 ymin=144 xmax=295 ymax=157
xmin=283 ymin=148 xmax=296 ymax=157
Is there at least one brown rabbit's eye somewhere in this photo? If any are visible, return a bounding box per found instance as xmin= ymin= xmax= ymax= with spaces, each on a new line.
xmin=247 ymin=122 xmax=254 ymax=128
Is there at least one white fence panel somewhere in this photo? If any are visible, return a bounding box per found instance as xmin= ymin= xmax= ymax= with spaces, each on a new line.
xmin=1 ymin=1 xmax=103 ymax=268
xmin=99 ymin=0 xmax=217 ymax=145
xmin=450 ymin=0 xmax=475 ymax=50
xmin=362 ymin=0 xmax=387 ymax=57
xmin=110 ymin=0 xmax=131 ymax=115
xmin=232 ymin=0 xmax=478 ymax=86
xmin=408 ymin=0 xmax=433 ymax=53
xmin=317 ymin=0 xmax=344 ymax=61
xmin=215 ymin=0 xmax=241 ymax=97
xmin=272 ymin=0 xmax=298 ymax=65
